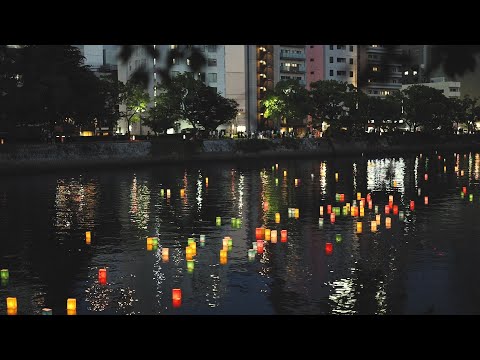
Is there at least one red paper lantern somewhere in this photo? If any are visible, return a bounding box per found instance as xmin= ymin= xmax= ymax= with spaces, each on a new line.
xmin=424 ymin=173 xmax=428 ymax=181
xmin=257 ymin=240 xmax=264 ymax=253
xmin=325 ymin=242 xmax=333 ymax=256
xmin=255 ymin=228 xmax=265 ymax=240
xmin=462 ymin=186 xmax=467 ymax=194
xmin=330 ymin=212 xmax=335 ymax=224
xmin=393 ymin=205 xmax=399 ymax=215
xmin=172 ymin=289 xmax=182 ymax=308
xmin=424 ymin=196 xmax=429 ymax=205
xmin=98 ymin=268 xmax=107 ymax=285
xmin=327 ymin=205 xmax=332 ymax=214
xmin=385 ymin=205 xmax=390 ymax=214
xmin=366 ymin=194 xmax=371 ymax=202
xmin=281 ymin=230 xmax=288 ymax=242
xmin=339 ymin=194 xmax=345 ymax=202
xmin=410 ymin=200 xmax=415 ymax=211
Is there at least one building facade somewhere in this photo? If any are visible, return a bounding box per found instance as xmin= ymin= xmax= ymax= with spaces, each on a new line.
xmin=358 ymin=45 xmax=403 ymax=97
xmin=401 ymin=77 xmax=461 ymax=98
xmin=323 ymin=45 xmax=358 ymax=87
xmin=306 ymin=45 xmax=325 ymax=88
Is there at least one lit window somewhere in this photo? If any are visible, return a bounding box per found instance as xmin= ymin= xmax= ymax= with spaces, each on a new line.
xmin=372 ymin=45 xmax=378 ymax=48
xmin=413 ymin=70 xmax=418 ymax=75
xmin=170 ymin=45 xmax=177 ymax=49
xmin=404 ymin=70 xmax=409 ymax=75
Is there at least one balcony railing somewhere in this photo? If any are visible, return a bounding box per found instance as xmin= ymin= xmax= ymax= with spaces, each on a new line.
xmin=280 ymin=52 xmax=305 ymax=60
xmin=280 ymin=65 xmax=305 ymax=74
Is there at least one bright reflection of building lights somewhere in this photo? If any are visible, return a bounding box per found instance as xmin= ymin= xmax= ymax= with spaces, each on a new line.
xmin=320 ymin=162 xmax=327 ymax=196
xmin=366 ymin=158 xmax=405 ymax=195
xmin=129 ymin=175 xmax=151 ymax=231
xmin=196 ymin=172 xmax=203 ymax=212
xmin=329 ymin=277 xmax=357 ymax=314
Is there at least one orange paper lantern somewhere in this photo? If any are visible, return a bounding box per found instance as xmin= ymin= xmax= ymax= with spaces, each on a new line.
xmin=275 ymin=213 xmax=281 ymax=223
xmin=265 ymin=229 xmax=271 ymax=241
xmin=410 ymin=200 xmax=415 ymax=211
xmin=98 ymin=268 xmax=107 ymax=285
xmin=386 ymin=217 xmax=391 ymax=229
xmin=424 ymin=196 xmax=428 ymax=205
xmin=330 ymin=212 xmax=335 ymax=224
xmin=85 ymin=231 xmax=91 ymax=244
xmin=172 ymin=289 xmax=182 ymax=308
xmin=340 ymin=194 xmax=345 ymax=202
xmin=255 ymin=227 xmax=265 ymax=240
xmin=319 ymin=206 xmax=324 ymax=216
xmin=371 ymin=221 xmax=377 ymax=232
xmin=327 ymin=205 xmax=332 ymax=214
xmin=356 ymin=222 xmax=362 ymax=233
xmin=281 ymin=230 xmax=288 ymax=242
xmin=6 ymin=297 xmax=17 ymax=310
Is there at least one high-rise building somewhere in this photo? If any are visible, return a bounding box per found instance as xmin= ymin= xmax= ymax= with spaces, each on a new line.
xmin=75 ymin=45 xmax=119 ymax=74
xmin=306 ymin=45 xmax=324 ymax=88
xmin=358 ymin=45 xmax=403 ymax=97
xmin=323 ymin=45 xmax=358 ymax=87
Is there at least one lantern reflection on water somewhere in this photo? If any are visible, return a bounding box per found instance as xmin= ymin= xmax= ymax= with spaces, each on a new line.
xmin=42 ymin=308 xmax=52 ymax=315
xmin=376 ymin=214 xmax=381 ymax=226
xmin=216 ymin=216 xmax=222 ymax=226
xmin=360 ymin=207 xmax=365 ymax=217
xmin=319 ymin=206 xmax=324 ymax=216
xmin=385 ymin=205 xmax=390 ymax=214
xmin=187 ymin=259 xmax=194 ymax=273
xmin=248 ymin=249 xmax=256 ymax=261
xmin=335 ymin=173 xmax=339 ymax=182
xmin=166 ymin=189 xmax=171 ymax=198
xmin=356 ymin=222 xmax=362 ymax=233
xmin=470 ymin=194 xmax=474 ymax=202
xmin=257 ymin=240 xmax=264 ymax=253
xmin=180 ymin=188 xmax=185 ymax=197
xmin=327 ymin=205 xmax=332 ymax=214
xmin=375 ymin=205 xmax=379 ymax=214
xmin=410 ymin=200 xmax=415 ymax=211
xmin=424 ymin=174 xmax=428 ymax=181
xmin=186 ymin=247 xmax=194 ymax=260
xmin=318 ymin=218 xmax=324 ymax=228
xmin=335 ymin=234 xmax=342 ymax=242
xmin=424 ymin=196 xmax=429 ymax=205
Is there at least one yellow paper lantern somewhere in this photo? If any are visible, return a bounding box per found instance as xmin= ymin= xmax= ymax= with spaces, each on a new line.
xmin=335 ymin=172 xmax=339 ymax=182
xmin=359 ymin=207 xmax=365 ymax=217
xmin=376 ymin=214 xmax=381 ymax=226
xmin=371 ymin=221 xmax=377 ymax=232
xmin=166 ymin=189 xmax=171 ymax=198
xmin=67 ymin=298 xmax=76 ymax=311
xmin=283 ymin=170 xmax=287 ymax=177
xmin=265 ymin=229 xmax=271 ymax=241
xmin=85 ymin=231 xmax=91 ymax=244
xmin=146 ymin=244 xmax=153 ymax=251
xmin=180 ymin=188 xmax=185 ymax=197
xmin=6 ymin=297 xmax=17 ymax=310
xmin=186 ymin=247 xmax=193 ymax=260
xmin=67 ymin=309 xmax=76 ymax=316
xmin=357 ymin=192 xmax=362 ymax=201
xmin=461 ymin=170 xmax=465 ymax=176
xmin=294 ymin=208 xmax=299 ymax=219
xmin=356 ymin=222 xmax=362 ymax=233
xmin=319 ymin=206 xmax=324 ymax=216
xmin=220 ymin=249 xmax=227 ymax=259
xmin=294 ymin=178 xmax=299 ymax=187
xmin=271 ymin=230 xmax=277 ymax=243
xmin=386 ymin=217 xmax=391 ymax=229
xmin=7 ymin=308 xmax=17 ymax=315
xmin=275 ymin=163 xmax=279 ymax=170
xmin=275 ymin=213 xmax=281 ymax=223
xmin=189 ymin=242 xmax=197 ymax=256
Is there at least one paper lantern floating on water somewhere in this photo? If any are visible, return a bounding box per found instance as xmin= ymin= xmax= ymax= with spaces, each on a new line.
xmin=200 ymin=235 xmax=206 ymax=245
xmin=275 ymin=178 xmax=279 ymax=186
xmin=248 ymin=249 xmax=256 ymax=261
xmin=319 ymin=206 xmax=324 ymax=216
xmin=461 ymin=192 xmax=465 ymax=199
xmin=469 ymin=194 xmax=474 ymax=202
xmin=356 ymin=222 xmax=362 ymax=233
xmin=318 ymin=218 xmax=324 ymax=229
xmin=334 ymin=207 xmax=340 ymax=216
xmin=287 ymin=208 xmax=293 ymax=218
xmin=252 ymin=242 xmax=258 ymax=250
xmin=1 ymin=269 xmax=9 ymax=280
xmin=357 ymin=192 xmax=361 ymax=201
xmin=360 ymin=199 xmax=365 ymax=208
xmin=6 ymin=297 xmax=17 ymax=310
xmin=147 ymin=237 xmax=154 ymax=246
xmin=281 ymin=230 xmax=288 ymax=242
xmin=374 ymin=205 xmax=379 ymax=214
xmin=67 ymin=298 xmax=76 ymax=312
xmin=98 ymin=268 xmax=107 ymax=285
xmin=172 ymin=289 xmax=182 ymax=308
xmin=340 ymin=194 xmax=345 ymax=202
xmin=271 ymin=230 xmax=278 ymax=243
xmin=205 ymin=177 xmax=209 ymax=187
xmin=325 ymin=242 xmax=333 ymax=256
xmin=335 ymin=193 xmax=340 ymax=202
xmin=166 ymin=189 xmax=171 ymax=198
xmin=444 ymin=166 xmax=447 ymax=173
xmin=462 ymin=186 xmax=467 ymax=194
xmin=275 ymin=163 xmax=279 ymax=171
xmin=327 ymin=205 xmax=332 ymax=214
xmin=335 ymin=234 xmax=342 ymax=243
xmin=275 ymin=213 xmax=281 ymax=223
xmin=283 ymin=170 xmax=287 ymax=177
xmin=256 ymin=228 xmax=265 ymax=240
xmin=265 ymin=229 xmax=271 ymax=241
xmin=410 ymin=200 xmax=415 ymax=211
xmin=335 ymin=173 xmax=339 ymax=182
xmin=180 ymin=189 xmax=185 ymax=197
xmin=42 ymin=308 xmax=52 ymax=315
xmin=388 ymin=195 xmax=393 ymax=204
xmin=146 ymin=244 xmax=153 ymax=251
xmin=461 ymin=170 xmax=465 ymax=176
xmin=85 ymin=231 xmax=91 ymax=244
xmin=393 ymin=180 xmax=397 ymax=187
xmin=424 ymin=174 xmax=428 ymax=181
xmin=160 ymin=189 xmax=165 ymax=197
xmin=418 ymin=188 xmax=421 ymax=196
xmin=295 ymin=179 xmax=300 ymax=187
xmin=257 ymin=240 xmax=264 ymax=253
xmin=391 ymin=205 xmax=398 ymax=215
xmin=385 ymin=217 xmax=392 ymax=229
xmin=371 ymin=221 xmax=377 ymax=232
xmin=162 ymin=248 xmax=169 ymax=261
xmin=187 ymin=259 xmax=194 ymax=273
xmin=359 ymin=207 xmax=365 ymax=217
xmin=190 ymin=242 xmax=197 ymax=255
xmin=399 ymin=211 xmax=404 ymax=221
xmin=330 ymin=213 xmax=336 ymax=224
xmin=216 ymin=217 xmax=222 ymax=226
xmin=342 ymin=206 xmax=348 ymax=216
xmin=385 ymin=205 xmax=390 ymax=214
xmin=222 ymin=238 xmax=229 ymax=249
xmin=376 ymin=214 xmax=381 ymax=226
xmin=424 ymin=196 xmax=429 ymax=205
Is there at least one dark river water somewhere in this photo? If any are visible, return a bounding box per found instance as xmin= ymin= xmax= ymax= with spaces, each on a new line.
xmin=1 ymin=152 xmax=480 ymax=315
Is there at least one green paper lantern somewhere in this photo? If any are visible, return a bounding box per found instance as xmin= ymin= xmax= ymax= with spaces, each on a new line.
xmin=335 ymin=234 xmax=342 ymax=243
xmin=216 ymin=217 xmax=222 ymax=226
xmin=1 ymin=269 xmax=9 ymax=280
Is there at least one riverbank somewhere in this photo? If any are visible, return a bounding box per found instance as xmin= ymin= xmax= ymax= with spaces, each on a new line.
xmin=1 ymin=135 xmax=480 ymax=174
